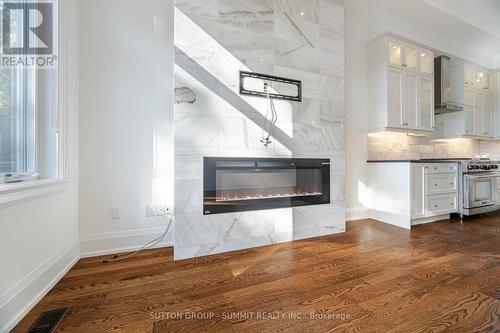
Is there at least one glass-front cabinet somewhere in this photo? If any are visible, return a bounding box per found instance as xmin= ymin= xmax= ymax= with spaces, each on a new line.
xmin=388 ymin=41 xmax=402 ymax=67
xmin=419 ymin=76 xmax=434 ymax=130
xmin=464 ymin=65 xmax=475 ymax=87
xmin=419 ymin=50 xmax=434 ymax=74
xmin=405 ymin=46 xmax=417 ymax=71
xmin=446 ymin=62 xmax=495 ymax=138
xmin=369 ymin=35 xmax=435 ymax=134
xmin=387 ymin=39 xmax=434 ymax=75
xmin=475 ymin=70 xmax=491 ymax=91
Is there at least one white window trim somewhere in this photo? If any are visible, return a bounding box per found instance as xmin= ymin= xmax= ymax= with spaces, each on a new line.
xmin=0 ymin=0 xmax=74 ymax=208
xmin=0 ymin=179 xmax=68 ymax=207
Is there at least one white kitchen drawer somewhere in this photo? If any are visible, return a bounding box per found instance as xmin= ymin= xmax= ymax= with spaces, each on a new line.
xmin=425 ymin=163 xmax=458 ymax=174
xmin=425 ymin=173 xmax=457 ymax=195
xmin=426 ymin=194 xmax=458 ymax=215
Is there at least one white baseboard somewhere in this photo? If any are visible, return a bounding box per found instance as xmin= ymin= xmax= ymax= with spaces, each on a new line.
xmin=0 ymin=241 xmax=80 ymax=333
xmin=411 ymin=214 xmax=451 ymax=226
xmin=346 ymin=206 xmax=369 ymax=221
xmin=79 ymin=227 xmax=174 ymax=258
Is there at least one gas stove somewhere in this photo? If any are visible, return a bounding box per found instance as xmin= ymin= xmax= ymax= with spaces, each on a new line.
xmin=458 ymin=160 xmax=500 ymax=217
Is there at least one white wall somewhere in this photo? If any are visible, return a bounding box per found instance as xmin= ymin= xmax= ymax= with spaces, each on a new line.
xmin=0 ymin=1 xmax=80 ymax=331
xmin=345 ymin=17 xmax=370 ymax=220
xmin=78 ymin=0 xmax=175 ymax=257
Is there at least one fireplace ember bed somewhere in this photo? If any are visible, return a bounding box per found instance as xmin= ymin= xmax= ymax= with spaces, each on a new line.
xmin=203 ymin=157 xmax=331 ymax=215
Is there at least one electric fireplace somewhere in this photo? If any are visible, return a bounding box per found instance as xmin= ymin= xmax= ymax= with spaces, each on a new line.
xmin=203 ymin=157 xmax=330 ymax=215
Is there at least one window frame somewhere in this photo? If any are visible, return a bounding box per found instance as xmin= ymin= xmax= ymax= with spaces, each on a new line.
xmin=0 ymin=0 xmax=72 ymax=206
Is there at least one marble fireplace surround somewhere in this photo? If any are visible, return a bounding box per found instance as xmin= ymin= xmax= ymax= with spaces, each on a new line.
xmin=174 ymin=0 xmax=346 ymax=260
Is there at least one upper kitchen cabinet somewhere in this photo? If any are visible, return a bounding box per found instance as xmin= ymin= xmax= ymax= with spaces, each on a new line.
xmin=419 ymin=50 xmax=434 ymax=75
xmin=387 ymin=39 xmax=434 ymax=75
xmin=494 ymin=71 xmax=500 ymax=137
xmin=368 ymin=35 xmax=435 ymax=134
xmin=460 ymin=64 xmax=491 ymax=91
xmin=442 ymin=62 xmax=494 ymax=138
xmin=475 ymin=70 xmax=492 ymax=91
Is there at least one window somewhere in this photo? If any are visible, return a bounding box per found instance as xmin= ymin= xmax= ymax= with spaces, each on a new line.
xmin=0 ymin=60 xmax=36 ymax=176
xmin=0 ymin=0 xmax=59 ymax=184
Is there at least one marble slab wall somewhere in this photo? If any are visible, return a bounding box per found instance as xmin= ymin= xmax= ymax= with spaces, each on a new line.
xmin=174 ymin=0 xmax=346 ymax=260
xmin=367 ymin=116 xmax=485 ymax=160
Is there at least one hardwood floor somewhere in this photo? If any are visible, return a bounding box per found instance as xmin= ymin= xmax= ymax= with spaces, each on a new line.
xmin=13 ymin=215 xmax=500 ymax=332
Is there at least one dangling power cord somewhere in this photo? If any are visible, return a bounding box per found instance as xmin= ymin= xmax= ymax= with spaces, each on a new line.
xmin=261 ymin=83 xmax=278 ymax=147
xmin=102 ymin=214 xmax=174 ymax=263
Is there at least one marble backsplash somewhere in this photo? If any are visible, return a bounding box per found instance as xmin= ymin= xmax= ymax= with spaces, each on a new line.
xmin=174 ymin=0 xmax=346 ymax=260
xmin=368 ymin=116 xmax=500 ymax=161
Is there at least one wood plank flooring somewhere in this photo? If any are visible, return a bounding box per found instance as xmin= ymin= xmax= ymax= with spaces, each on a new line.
xmin=12 ymin=214 xmax=500 ymax=332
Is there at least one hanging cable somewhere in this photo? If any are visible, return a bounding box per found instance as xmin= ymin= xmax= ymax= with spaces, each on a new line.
xmin=102 ymin=214 xmax=174 ymax=263
xmin=261 ymin=83 xmax=278 ymax=147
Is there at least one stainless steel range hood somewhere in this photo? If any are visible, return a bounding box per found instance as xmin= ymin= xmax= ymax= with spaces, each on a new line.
xmin=434 ymin=56 xmax=463 ymax=114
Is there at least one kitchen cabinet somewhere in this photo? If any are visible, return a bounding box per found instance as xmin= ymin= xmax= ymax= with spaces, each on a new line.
xmin=367 ymin=162 xmax=458 ymax=230
xmin=464 ymin=88 xmax=475 ymax=135
xmin=443 ymin=63 xmax=494 ymax=138
xmin=419 ymin=76 xmax=434 ymax=130
xmin=482 ymin=92 xmax=493 ymax=136
xmin=368 ymin=35 xmax=435 ymax=134
xmin=475 ymin=70 xmax=491 ymax=91
xmin=412 ymin=163 xmax=458 ymax=222
xmin=496 ymin=177 xmax=500 ymax=206
xmin=474 ymin=91 xmax=484 ymax=136
xmin=403 ymin=72 xmax=418 ymax=128
xmin=387 ymin=67 xmax=403 ymax=127
xmin=465 ymin=65 xmax=475 ymax=87
xmin=494 ymin=71 xmax=500 ymax=137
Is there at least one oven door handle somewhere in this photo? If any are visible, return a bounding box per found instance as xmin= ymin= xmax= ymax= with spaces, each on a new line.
xmin=465 ymin=174 xmax=500 ymax=179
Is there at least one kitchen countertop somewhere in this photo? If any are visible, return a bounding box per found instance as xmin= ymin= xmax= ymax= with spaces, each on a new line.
xmin=367 ymin=159 xmax=471 ymax=163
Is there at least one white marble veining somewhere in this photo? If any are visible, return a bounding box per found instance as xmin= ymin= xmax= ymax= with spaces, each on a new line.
xmin=276 ymin=0 xmax=319 ymax=24
xmin=174 ymin=0 xmax=346 ymax=260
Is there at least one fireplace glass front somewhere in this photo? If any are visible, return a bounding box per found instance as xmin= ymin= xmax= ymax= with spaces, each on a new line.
xmin=203 ymin=157 xmax=330 ymax=215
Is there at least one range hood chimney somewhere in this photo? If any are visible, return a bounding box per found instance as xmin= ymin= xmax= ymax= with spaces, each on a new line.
xmin=434 ymin=56 xmax=463 ymax=114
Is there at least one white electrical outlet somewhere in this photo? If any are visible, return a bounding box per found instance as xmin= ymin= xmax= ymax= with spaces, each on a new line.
xmin=111 ymin=206 xmax=120 ymax=220
xmin=156 ymin=204 xmax=170 ymax=216
xmin=146 ymin=204 xmax=171 ymax=217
